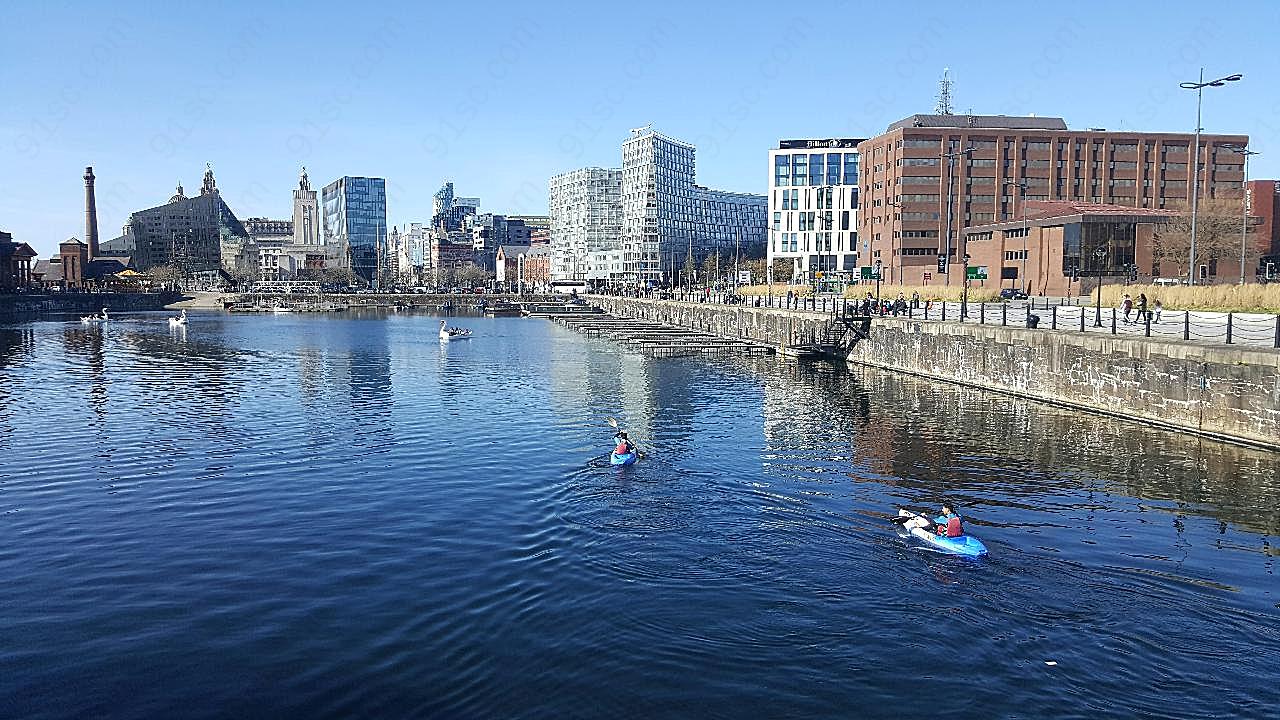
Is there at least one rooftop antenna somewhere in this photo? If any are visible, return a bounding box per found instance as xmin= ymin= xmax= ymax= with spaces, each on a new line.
xmin=935 ymin=68 xmax=954 ymax=115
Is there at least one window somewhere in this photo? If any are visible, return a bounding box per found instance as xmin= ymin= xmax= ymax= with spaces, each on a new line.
xmin=841 ymin=211 xmax=850 ymax=230
xmin=970 ymin=159 xmax=997 ymax=168
xmin=774 ymin=154 xmax=789 ymax=186
xmin=903 ymin=138 xmax=941 ymax=148
xmin=844 ymin=153 xmax=859 ymax=184
xmin=1004 ymin=228 xmax=1029 ymax=238
xmin=1025 ymin=141 xmax=1051 ymax=151
xmin=902 ymin=212 xmax=940 ymax=220
xmin=902 ymin=158 xmax=940 ymax=166
xmin=966 ymin=232 xmax=994 ymax=242
xmin=1111 ymin=161 xmax=1137 ymax=170
xmin=772 ymin=211 xmax=781 ymax=230
xmin=809 ymin=154 xmax=825 ymax=186
xmin=826 ymin=153 xmax=841 ymax=185
xmin=901 ymin=230 xmax=938 ymax=239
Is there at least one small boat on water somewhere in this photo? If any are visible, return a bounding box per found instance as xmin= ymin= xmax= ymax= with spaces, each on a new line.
xmin=168 ymin=309 xmax=188 ymax=327
xmin=439 ymin=319 xmax=472 ymax=341
xmin=609 ymin=451 xmax=637 ymax=466
xmin=271 ymin=303 xmax=293 ymax=314
xmin=895 ymin=509 xmax=988 ymax=558
xmin=81 ymin=308 xmax=109 ymax=324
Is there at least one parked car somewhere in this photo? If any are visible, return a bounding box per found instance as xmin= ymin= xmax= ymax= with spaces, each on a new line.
xmin=999 ymin=288 xmax=1029 ymax=300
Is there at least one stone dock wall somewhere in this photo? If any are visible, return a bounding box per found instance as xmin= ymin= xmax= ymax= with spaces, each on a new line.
xmin=590 ymin=296 xmax=1280 ymax=450
xmin=0 ymin=292 xmax=183 ymax=319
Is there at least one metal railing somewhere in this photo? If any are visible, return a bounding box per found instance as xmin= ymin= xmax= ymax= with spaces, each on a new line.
xmin=600 ymin=290 xmax=1280 ymax=350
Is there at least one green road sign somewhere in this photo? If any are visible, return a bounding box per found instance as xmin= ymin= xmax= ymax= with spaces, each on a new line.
xmin=966 ymin=266 xmax=988 ymax=280
xmin=860 ymin=266 xmax=881 ymax=280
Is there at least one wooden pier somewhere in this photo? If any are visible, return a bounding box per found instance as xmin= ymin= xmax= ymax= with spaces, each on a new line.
xmin=552 ymin=313 xmax=774 ymax=357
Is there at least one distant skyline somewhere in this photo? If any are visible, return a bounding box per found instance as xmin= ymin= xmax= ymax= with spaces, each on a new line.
xmin=4 ymin=0 xmax=1279 ymax=257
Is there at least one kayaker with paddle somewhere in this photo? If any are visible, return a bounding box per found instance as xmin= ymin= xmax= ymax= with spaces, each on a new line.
xmin=613 ymin=431 xmax=635 ymax=456
xmin=934 ymin=504 xmax=963 ymax=538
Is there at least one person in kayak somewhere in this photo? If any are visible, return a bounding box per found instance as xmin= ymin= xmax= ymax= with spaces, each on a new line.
xmin=613 ymin=431 xmax=635 ymax=456
xmin=934 ymin=504 xmax=963 ymax=538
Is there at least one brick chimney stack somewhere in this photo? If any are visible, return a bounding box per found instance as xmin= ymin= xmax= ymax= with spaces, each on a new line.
xmin=84 ymin=166 xmax=99 ymax=260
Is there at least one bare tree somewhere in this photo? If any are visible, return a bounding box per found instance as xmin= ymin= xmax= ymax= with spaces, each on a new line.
xmin=148 ymin=263 xmax=182 ymax=290
xmin=1151 ymin=198 xmax=1248 ymax=279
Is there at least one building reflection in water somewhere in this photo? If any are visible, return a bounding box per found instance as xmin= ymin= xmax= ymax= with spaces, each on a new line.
xmin=0 ymin=327 xmax=36 ymax=452
xmin=756 ymin=359 xmax=1278 ymax=541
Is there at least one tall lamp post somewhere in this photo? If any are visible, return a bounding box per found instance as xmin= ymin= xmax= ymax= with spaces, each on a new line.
xmin=1179 ymin=69 xmax=1242 ymax=286
xmin=960 ymin=253 xmax=971 ymax=319
xmin=941 ymin=145 xmax=976 ymax=286
xmin=1004 ymin=179 xmax=1029 ymax=294
xmin=1225 ymin=144 xmax=1259 ymax=284
xmin=1093 ymin=247 xmax=1107 ymax=327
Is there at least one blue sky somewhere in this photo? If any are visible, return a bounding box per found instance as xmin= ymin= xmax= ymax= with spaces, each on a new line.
xmin=3 ymin=0 xmax=1278 ymax=257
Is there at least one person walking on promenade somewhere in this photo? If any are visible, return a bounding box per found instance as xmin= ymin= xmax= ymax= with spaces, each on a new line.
xmin=1122 ymin=294 xmax=1134 ymax=324
xmin=911 ymin=290 xmax=920 ymax=309
xmin=1136 ymin=293 xmax=1148 ymax=323
xmin=1153 ymin=299 xmax=1163 ymax=323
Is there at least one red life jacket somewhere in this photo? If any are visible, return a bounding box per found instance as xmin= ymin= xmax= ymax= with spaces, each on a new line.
xmin=614 ymin=443 xmax=630 ymax=455
xmin=946 ymin=517 xmax=963 ymax=537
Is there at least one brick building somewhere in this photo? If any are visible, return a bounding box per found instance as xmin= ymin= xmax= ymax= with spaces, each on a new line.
xmin=963 ymin=201 xmax=1177 ymax=297
xmin=859 ymin=114 xmax=1248 ymax=287
xmin=1246 ymin=180 xmax=1280 ymax=278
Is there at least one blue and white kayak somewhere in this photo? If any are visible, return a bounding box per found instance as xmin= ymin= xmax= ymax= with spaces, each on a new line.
xmin=897 ymin=509 xmax=988 ymax=558
xmin=609 ymin=451 xmax=637 ymax=466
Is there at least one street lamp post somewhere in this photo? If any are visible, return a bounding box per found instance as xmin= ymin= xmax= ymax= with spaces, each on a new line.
xmin=1005 ymin=179 xmax=1029 ymax=294
xmin=941 ymin=145 xmax=976 ymax=287
xmin=1225 ymin=145 xmax=1259 ymax=285
xmin=960 ymin=253 xmax=971 ymax=319
xmin=1180 ymin=69 xmax=1242 ymax=286
xmin=874 ymin=259 xmax=883 ymax=312
xmin=1093 ymin=247 xmax=1107 ymax=327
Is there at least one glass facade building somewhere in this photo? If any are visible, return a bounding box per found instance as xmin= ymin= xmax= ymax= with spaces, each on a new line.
xmin=621 ymin=129 xmax=766 ymax=284
xmin=322 ymin=176 xmax=386 ymax=283
xmin=549 ymin=167 xmax=623 ymax=283
xmin=767 ymin=139 xmax=863 ymax=285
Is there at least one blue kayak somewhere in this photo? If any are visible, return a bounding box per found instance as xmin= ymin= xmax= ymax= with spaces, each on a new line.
xmin=610 ymin=452 xmax=637 ymax=466
xmin=897 ymin=509 xmax=988 ymax=557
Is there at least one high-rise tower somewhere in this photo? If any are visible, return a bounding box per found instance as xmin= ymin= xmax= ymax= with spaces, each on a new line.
xmin=292 ymin=167 xmax=321 ymax=245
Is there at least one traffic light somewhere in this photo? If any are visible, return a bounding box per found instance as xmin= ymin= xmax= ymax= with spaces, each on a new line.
xmin=937 ymin=255 xmax=948 ymax=274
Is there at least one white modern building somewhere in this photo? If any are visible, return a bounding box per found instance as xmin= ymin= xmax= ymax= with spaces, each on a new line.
xmin=621 ymin=127 xmax=766 ymax=285
xmin=548 ymin=167 xmax=623 ymax=283
xmin=767 ymin=139 xmax=863 ymax=286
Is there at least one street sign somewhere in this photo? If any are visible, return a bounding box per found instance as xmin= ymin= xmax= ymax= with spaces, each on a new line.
xmin=860 ymin=266 xmax=881 ymax=280
xmin=966 ymin=266 xmax=988 ymax=280
xmin=737 ymin=270 xmax=752 ymax=284
xmin=937 ymin=256 xmax=948 ymax=274
xmin=923 ymin=272 xmax=932 ymax=281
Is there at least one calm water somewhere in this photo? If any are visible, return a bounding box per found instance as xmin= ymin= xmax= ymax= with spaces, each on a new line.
xmin=1 ymin=310 xmax=1276 ymax=719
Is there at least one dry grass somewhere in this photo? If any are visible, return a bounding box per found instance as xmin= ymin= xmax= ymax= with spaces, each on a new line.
xmin=737 ymin=283 xmax=813 ymax=297
xmin=1097 ymin=284 xmax=1280 ymax=313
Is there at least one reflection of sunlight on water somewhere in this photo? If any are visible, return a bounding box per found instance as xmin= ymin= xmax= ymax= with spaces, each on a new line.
xmin=0 ymin=312 xmax=1277 ymax=718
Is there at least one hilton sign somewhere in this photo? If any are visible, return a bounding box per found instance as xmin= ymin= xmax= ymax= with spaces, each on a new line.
xmin=778 ymin=138 xmax=863 ymax=150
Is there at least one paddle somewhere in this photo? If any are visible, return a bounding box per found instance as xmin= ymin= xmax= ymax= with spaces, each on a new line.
xmin=891 ymin=510 xmax=934 ymax=528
